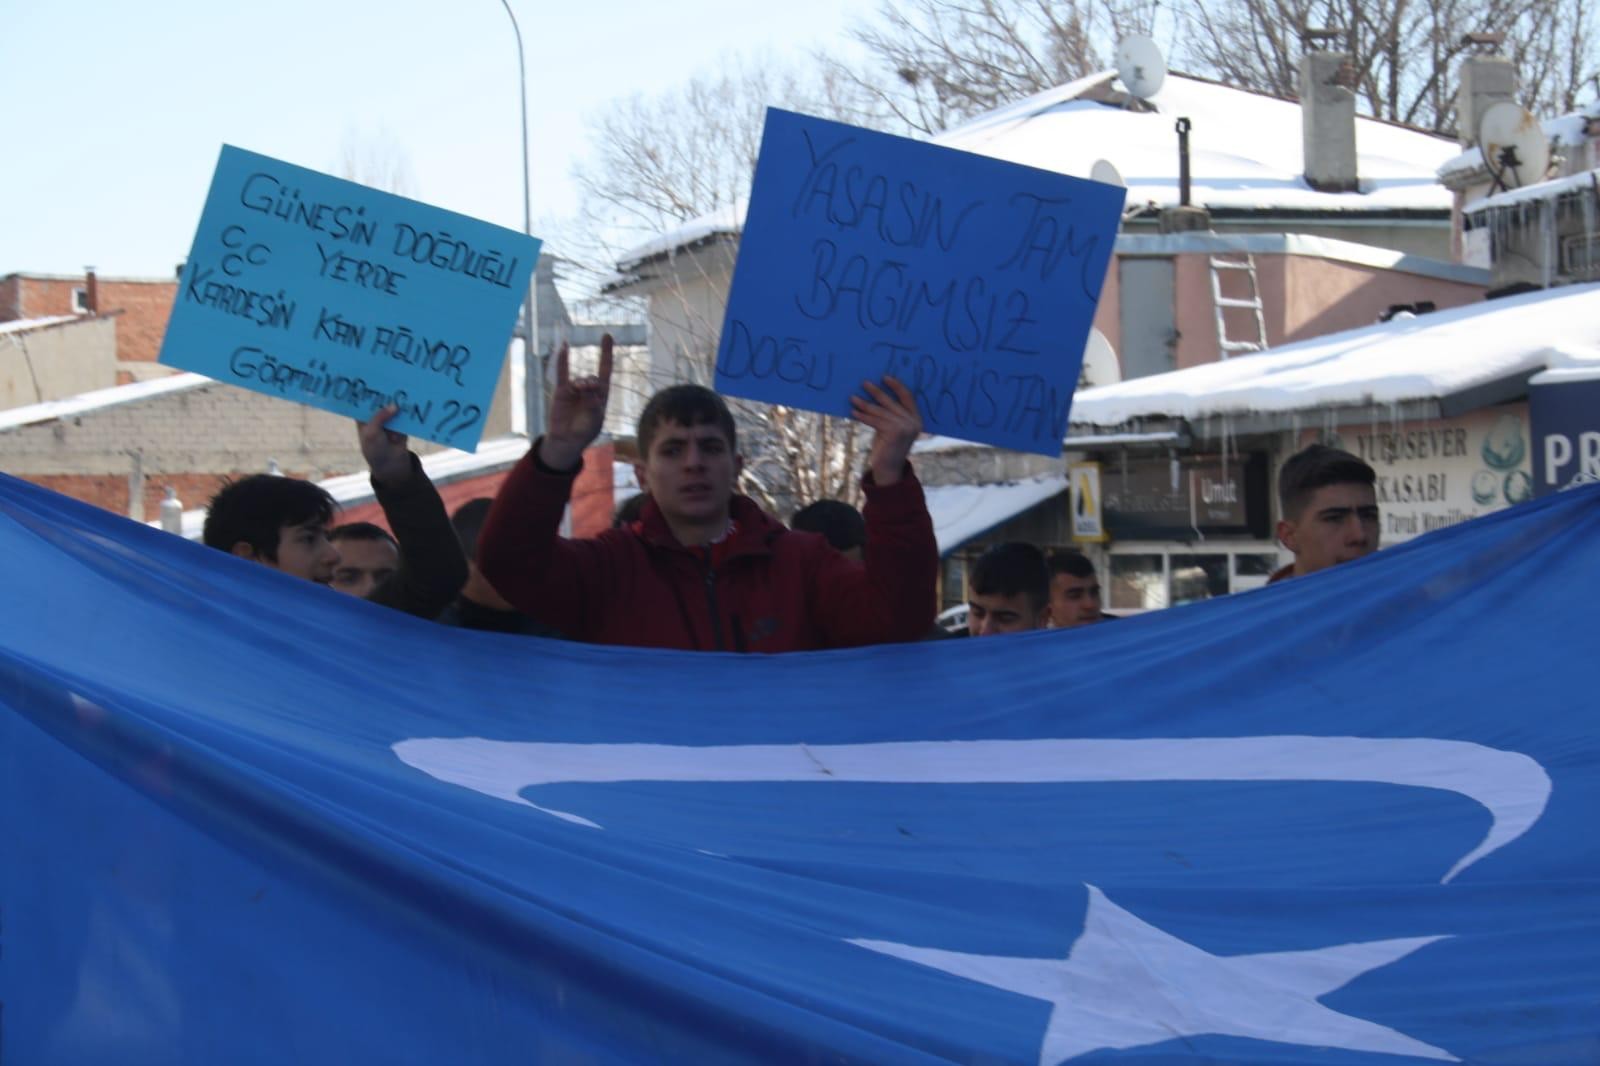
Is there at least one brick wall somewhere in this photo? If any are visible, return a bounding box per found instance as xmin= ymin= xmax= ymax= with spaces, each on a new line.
xmin=339 ymin=443 xmax=613 ymax=538
xmin=27 ymin=471 xmax=246 ymax=521
xmin=4 ymin=380 xmax=373 ymax=517
xmin=0 ymin=273 xmax=179 ymax=368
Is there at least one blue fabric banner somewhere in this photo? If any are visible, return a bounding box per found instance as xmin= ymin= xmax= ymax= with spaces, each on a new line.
xmin=2 ymin=471 xmax=1597 ymax=1063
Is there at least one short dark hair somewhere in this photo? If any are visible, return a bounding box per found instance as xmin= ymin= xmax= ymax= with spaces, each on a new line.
xmin=203 ymin=475 xmax=336 ymax=560
xmin=1047 ymin=549 xmax=1096 ymax=581
xmin=969 ymin=542 xmax=1049 ymax=612
xmin=450 ymin=497 xmax=494 ymax=561
xmin=613 ymin=493 xmax=647 ymax=528
xmin=1278 ymin=444 xmax=1377 ymax=519
xmin=329 ymin=521 xmax=397 ymax=548
xmin=791 ymin=499 xmax=866 ymax=552
xmin=637 ymin=384 xmax=737 ymax=456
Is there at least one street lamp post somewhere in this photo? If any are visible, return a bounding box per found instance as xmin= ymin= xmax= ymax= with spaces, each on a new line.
xmin=498 ymin=0 xmax=543 ymax=439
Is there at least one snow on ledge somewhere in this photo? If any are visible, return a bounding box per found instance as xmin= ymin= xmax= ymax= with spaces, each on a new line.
xmin=0 ymin=372 xmax=212 ymax=432
xmin=1464 ymin=168 xmax=1600 ymax=214
xmin=1069 ymin=282 xmax=1600 ymax=428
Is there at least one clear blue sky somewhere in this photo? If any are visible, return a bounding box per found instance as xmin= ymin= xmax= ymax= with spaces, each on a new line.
xmin=0 ymin=0 xmax=861 ymax=283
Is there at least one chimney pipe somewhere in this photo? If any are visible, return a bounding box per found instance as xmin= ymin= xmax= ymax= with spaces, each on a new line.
xmin=1176 ymin=117 xmax=1192 ymax=206
xmin=1457 ymin=51 xmax=1517 ymax=148
xmin=84 ymin=266 xmax=99 ymax=314
xmin=1301 ymin=46 xmax=1359 ymax=193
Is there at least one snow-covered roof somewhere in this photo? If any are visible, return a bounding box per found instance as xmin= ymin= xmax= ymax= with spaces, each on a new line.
xmin=924 ymin=473 xmax=1068 ymax=555
xmin=0 ymin=371 xmax=209 ymax=432
xmin=618 ymin=71 xmax=1457 ymax=269
xmin=617 ymin=202 xmax=745 ymax=270
xmin=1069 ymin=282 xmax=1600 ymax=430
xmin=937 ymin=72 xmax=1455 ymax=214
xmin=0 ymin=314 xmax=76 ymax=337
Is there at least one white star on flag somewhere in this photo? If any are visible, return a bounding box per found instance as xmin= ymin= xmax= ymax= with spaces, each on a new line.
xmin=851 ymin=885 xmax=1457 ymax=1064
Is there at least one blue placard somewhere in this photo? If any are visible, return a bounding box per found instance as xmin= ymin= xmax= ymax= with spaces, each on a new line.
xmin=159 ymin=146 xmax=540 ymax=451
xmin=1530 ymin=375 xmax=1600 ymax=496
xmin=715 ymin=110 xmax=1124 ymax=457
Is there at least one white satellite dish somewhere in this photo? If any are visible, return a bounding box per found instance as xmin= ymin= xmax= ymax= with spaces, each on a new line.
xmin=1081 ymin=328 xmax=1121 ymax=389
xmin=1089 ymin=159 xmax=1125 ymax=187
xmin=1115 ymin=35 xmax=1167 ymax=100
xmin=1478 ymin=102 xmax=1549 ymax=191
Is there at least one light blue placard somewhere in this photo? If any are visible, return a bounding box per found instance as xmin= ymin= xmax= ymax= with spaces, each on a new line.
xmin=715 ymin=110 xmax=1124 ymax=457
xmin=159 ymin=145 xmax=539 ymax=451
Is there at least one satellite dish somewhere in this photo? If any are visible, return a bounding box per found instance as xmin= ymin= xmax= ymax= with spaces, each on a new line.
xmin=1090 ymin=159 xmax=1125 ymax=187
xmin=1478 ymin=102 xmax=1549 ymax=191
xmin=1115 ymin=36 xmax=1167 ymax=100
xmin=1081 ymin=328 xmax=1122 ymax=389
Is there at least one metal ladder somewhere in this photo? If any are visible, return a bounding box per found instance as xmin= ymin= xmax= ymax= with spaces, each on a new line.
xmin=1208 ymin=253 xmax=1267 ymax=357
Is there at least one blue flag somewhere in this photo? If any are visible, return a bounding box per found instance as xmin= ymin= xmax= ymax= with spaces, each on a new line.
xmin=2 ymin=471 xmax=1597 ymax=1063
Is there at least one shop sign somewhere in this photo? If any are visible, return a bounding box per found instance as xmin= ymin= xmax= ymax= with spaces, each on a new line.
xmin=1069 ymin=462 xmax=1107 ymax=542
xmin=1327 ymin=408 xmax=1533 ymax=543
xmin=1530 ymin=376 xmax=1600 ymax=496
xmin=1103 ymin=454 xmax=1269 ymax=540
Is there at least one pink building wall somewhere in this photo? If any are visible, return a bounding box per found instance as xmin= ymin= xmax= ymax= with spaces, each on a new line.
xmin=1093 ymin=247 xmax=1487 ymax=377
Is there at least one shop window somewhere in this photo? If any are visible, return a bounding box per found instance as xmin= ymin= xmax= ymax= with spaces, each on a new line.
xmin=1110 ymin=554 xmax=1166 ymax=611
xmin=1108 ymin=546 xmax=1281 ymax=613
xmin=1170 ymin=554 xmax=1229 ymax=605
xmin=1232 ymin=552 xmax=1280 ymax=592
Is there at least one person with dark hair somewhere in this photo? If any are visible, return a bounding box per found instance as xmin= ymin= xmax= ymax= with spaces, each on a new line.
xmin=613 ymin=493 xmax=647 ymax=529
xmin=435 ymin=498 xmax=557 ymax=636
xmin=203 ymin=476 xmax=339 ymax=583
xmin=328 ymin=522 xmax=399 ymax=598
xmin=202 ymin=405 xmax=466 ymax=617
xmin=791 ymin=499 xmax=867 ymax=562
xmin=1272 ymin=443 xmax=1380 ymax=582
xmin=1046 ymin=550 xmax=1109 ymax=628
xmin=967 ymin=542 xmax=1051 ymax=637
xmin=478 ymin=336 xmax=937 ymax=651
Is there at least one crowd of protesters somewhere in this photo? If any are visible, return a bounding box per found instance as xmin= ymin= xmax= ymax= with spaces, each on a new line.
xmin=198 ymin=334 xmax=1381 ymax=649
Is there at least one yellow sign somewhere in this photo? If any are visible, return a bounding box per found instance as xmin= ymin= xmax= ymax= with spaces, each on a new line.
xmin=1070 ymin=462 xmax=1107 ymax=542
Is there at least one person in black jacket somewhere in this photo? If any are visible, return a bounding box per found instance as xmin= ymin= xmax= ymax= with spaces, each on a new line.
xmin=201 ymin=405 xmax=466 ymax=618
xmin=435 ymin=497 xmax=558 ymax=636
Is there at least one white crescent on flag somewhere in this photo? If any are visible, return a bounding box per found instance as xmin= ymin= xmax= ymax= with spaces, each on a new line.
xmin=392 ymin=735 xmax=1551 ymax=883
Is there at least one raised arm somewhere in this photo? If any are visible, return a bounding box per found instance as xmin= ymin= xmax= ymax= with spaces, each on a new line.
xmin=359 ymin=405 xmax=468 ymax=618
xmin=477 ymin=337 xmax=616 ymax=633
xmin=814 ymin=376 xmax=939 ymax=645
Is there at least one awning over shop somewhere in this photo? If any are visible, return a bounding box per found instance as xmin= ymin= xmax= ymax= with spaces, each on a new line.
xmin=924 ymin=474 xmax=1068 ymax=556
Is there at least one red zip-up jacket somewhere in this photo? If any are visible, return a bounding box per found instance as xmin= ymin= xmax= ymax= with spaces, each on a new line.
xmin=477 ymin=445 xmax=938 ymax=652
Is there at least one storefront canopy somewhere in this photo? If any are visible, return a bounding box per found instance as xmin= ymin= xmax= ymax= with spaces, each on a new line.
xmin=924 ymin=474 xmax=1068 ymax=556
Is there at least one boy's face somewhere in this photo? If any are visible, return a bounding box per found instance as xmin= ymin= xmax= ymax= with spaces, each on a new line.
xmin=637 ymin=419 xmax=742 ymax=528
xmin=237 ymin=518 xmax=340 ymax=584
xmin=1277 ymin=482 xmax=1380 ymax=576
xmin=1049 ymin=572 xmax=1104 ymax=627
xmin=329 ymin=537 xmax=399 ymax=597
xmin=967 ymin=590 xmax=1048 ymax=637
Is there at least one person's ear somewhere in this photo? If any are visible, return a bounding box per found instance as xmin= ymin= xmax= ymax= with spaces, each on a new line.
xmin=229 ymin=541 xmax=260 ymax=562
xmin=733 ymin=453 xmax=745 ymax=480
xmin=1038 ymin=603 xmax=1054 ymax=629
xmin=633 ymin=462 xmax=650 ymax=495
xmin=1275 ymin=517 xmax=1298 ymax=554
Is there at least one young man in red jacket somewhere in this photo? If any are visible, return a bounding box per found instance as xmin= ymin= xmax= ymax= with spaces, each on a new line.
xmin=478 ymin=336 xmax=938 ymax=652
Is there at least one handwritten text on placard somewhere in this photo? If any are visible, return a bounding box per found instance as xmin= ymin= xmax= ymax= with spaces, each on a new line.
xmin=159 ymin=146 xmax=540 ymax=451
xmin=715 ymin=110 xmax=1123 ymax=456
